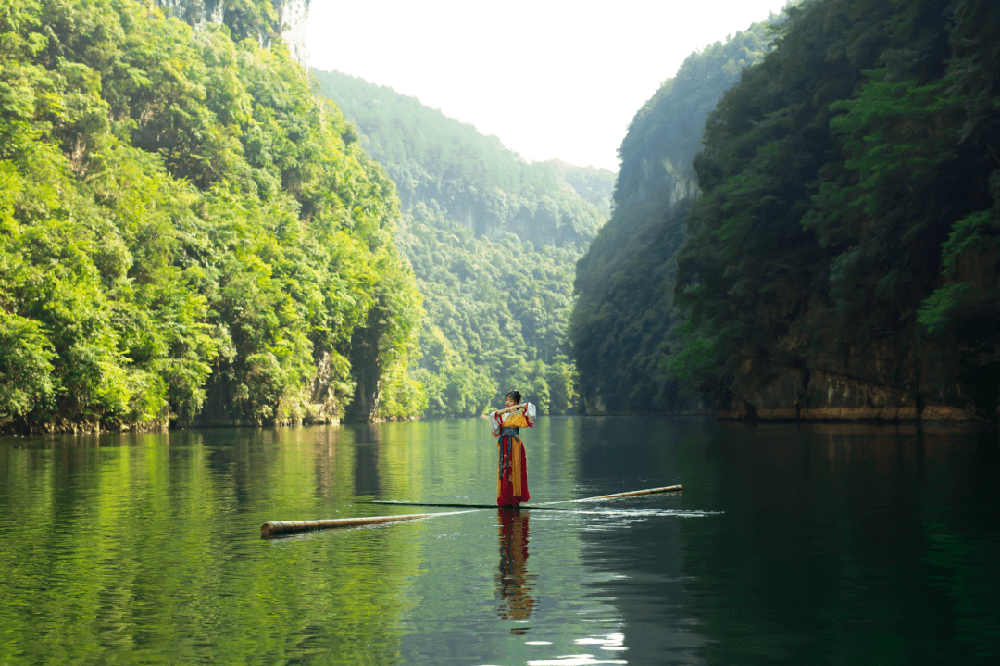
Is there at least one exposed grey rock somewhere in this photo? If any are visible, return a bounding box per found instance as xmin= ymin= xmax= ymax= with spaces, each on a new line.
xmin=153 ymin=0 xmax=310 ymax=66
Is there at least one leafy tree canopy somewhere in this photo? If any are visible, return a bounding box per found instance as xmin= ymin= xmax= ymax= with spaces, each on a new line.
xmin=674 ymin=0 xmax=1000 ymax=415
xmin=0 ymin=0 xmax=421 ymax=431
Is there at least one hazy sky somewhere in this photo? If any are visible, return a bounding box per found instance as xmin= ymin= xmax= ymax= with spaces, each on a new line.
xmin=305 ymin=1 xmax=791 ymax=172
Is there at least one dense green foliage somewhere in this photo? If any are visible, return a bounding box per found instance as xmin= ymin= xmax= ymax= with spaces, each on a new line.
xmin=314 ymin=69 xmax=607 ymax=416
xmin=0 ymin=0 xmax=421 ymax=431
xmin=312 ymin=69 xmax=605 ymax=249
xmin=674 ymin=0 xmax=1000 ymax=413
xmin=395 ymin=209 xmax=580 ymax=417
xmin=570 ymin=22 xmax=778 ymax=412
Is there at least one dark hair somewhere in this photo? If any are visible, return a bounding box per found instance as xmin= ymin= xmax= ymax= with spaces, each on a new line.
xmin=505 ymin=389 xmax=521 ymax=403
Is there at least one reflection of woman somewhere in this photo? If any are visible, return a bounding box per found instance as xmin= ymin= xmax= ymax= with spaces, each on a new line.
xmin=490 ymin=389 xmax=535 ymax=508
xmin=495 ymin=508 xmax=535 ymax=620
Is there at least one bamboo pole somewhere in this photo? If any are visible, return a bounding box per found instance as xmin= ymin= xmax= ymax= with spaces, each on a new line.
xmin=367 ymin=485 xmax=685 ymax=510
xmin=566 ymin=484 xmax=682 ymax=502
xmin=260 ymin=510 xmax=472 ymax=538
xmin=262 ymin=485 xmax=683 ymax=537
xmin=370 ymin=500 xmax=570 ymax=510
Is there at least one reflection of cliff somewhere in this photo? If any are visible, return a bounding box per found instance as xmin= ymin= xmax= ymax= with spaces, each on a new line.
xmin=0 ymin=427 xmax=421 ymax=663
xmin=675 ymin=421 xmax=1000 ymax=664
xmin=350 ymin=423 xmax=382 ymax=496
xmin=495 ymin=509 xmax=536 ymax=621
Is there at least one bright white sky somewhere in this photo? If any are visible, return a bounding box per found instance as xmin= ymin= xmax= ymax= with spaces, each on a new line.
xmin=305 ymin=1 xmax=791 ymax=172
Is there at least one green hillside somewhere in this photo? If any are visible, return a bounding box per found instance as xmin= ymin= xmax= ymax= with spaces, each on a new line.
xmin=674 ymin=0 xmax=1000 ymax=417
xmin=313 ymin=69 xmax=608 ymax=416
xmin=0 ymin=0 xmax=421 ymax=433
xmin=569 ymin=0 xmax=1000 ymax=419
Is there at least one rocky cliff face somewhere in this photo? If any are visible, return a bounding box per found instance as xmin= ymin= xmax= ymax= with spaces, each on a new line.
xmin=343 ymin=323 xmax=382 ymax=424
xmin=155 ymin=0 xmax=224 ymax=27
xmin=277 ymin=0 xmax=309 ymax=67
xmin=570 ymin=25 xmax=778 ymax=416
xmin=154 ymin=0 xmax=310 ymax=66
xmin=720 ymin=300 xmax=997 ymax=423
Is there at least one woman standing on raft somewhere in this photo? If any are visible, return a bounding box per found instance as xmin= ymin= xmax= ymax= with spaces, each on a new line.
xmin=491 ymin=389 xmax=536 ymax=507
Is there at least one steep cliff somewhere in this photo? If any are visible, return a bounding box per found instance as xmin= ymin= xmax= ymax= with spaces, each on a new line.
xmin=570 ymin=22 xmax=778 ymax=413
xmin=154 ymin=0 xmax=310 ymax=65
xmin=674 ymin=0 xmax=1000 ymax=423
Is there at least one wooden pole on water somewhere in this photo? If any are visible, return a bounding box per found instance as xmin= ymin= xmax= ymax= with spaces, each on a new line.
xmin=566 ymin=484 xmax=682 ymax=502
xmin=260 ymin=510 xmax=472 ymax=538
xmin=260 ymin=485 xmax=683 ymax=537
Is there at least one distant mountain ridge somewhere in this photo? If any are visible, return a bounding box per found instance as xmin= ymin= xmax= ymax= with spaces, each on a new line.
xmin=313 ymin=69 xmax=610 ymax=416
xmin=312 ymin=69 xmax=605 ymax=248
xmin=540 ymin=158 xmax=616 ymax=221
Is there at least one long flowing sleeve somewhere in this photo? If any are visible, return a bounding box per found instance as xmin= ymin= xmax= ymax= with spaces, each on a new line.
xmin=523 ymin=402 xmax=535 ymax=427
xmin=490 ymin=410 xmax=503 ymax=436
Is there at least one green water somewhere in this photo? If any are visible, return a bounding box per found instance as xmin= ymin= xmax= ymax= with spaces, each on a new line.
xmin=1 ymin=417 xmax=997 ymax=665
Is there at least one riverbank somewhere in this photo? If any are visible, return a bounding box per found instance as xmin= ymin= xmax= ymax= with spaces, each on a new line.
xmin=5 ymin=403 xmax=987 ymax=437
xmin=719 ymin=403 xmax=988 ymax=423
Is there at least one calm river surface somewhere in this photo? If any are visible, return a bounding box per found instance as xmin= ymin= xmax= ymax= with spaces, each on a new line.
xmin=1 ymin=416 xmax=998 ymax=665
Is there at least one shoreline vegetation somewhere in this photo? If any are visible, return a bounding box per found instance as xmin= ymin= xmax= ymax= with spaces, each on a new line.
xmin=5 ymin=1 xmax=999 ymax=434
xmin=0 ymin=0 xmax=423 ymax=435
xmin=6 ymin=407 xmax=986 ymax=439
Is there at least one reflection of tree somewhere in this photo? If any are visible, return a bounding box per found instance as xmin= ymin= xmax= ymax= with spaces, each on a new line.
xmin=0 ymin=427 xmax=419 ymax=664
xmin=495 ymin=509 xmax=536 ymax=621
xmin=349 ymin=423 xmax=382 ymax=497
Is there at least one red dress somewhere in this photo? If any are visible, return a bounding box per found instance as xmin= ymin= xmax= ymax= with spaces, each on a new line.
xmin=491 ymin=406 xmax=533 ymax=507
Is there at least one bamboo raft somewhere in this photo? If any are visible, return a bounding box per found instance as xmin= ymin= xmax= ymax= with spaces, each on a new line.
xmin=260 ymin=484 xmax=682 ymax=538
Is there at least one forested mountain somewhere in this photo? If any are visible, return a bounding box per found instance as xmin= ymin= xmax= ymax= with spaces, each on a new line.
xmin=312 ymin=70 xmax=605 ymax=248
xmin=573 ymin=0 xmax=1000 ymax=421
xmin=675 ymin=0 xmax=1000 ymax=420
xmin=313 ymin=69 xmax=608 ymax=416
xmin=570 ymin=19 xmax=780 ymax=413
xmin=0 ymin=0 xmax=420 ymax=433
